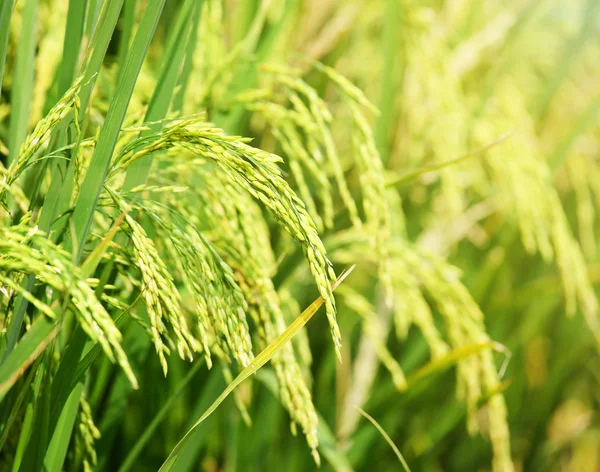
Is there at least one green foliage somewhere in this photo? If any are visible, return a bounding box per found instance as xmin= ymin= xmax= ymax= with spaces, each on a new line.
xmin=0 ymin=1 xmax=599 ymax=471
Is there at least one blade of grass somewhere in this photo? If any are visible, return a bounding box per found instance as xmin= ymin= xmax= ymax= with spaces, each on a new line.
xmin=234 ymin=0 xmax=260 ymax=43
xmin=17 ymin=354 xmax=51 ymax=472
xmin=84 ymin=0 xmax=103 ymax=38
xmin=0 ymin=0 xmax=16 ymax=99
xmin=385 ymin=132 xmax=512 ymax=188
xmin=118 ymin=360 xmax=205 ymax=472
xmin=158 ymin=265 xmax=355 ymax=472
xmin=78 ymin=0 xmax=126 ymax=115
xmin=151 ymin=367 xmax=225 ymax=472
xmin=0 ymin=317 xmax=57 ymax=402
xmin=7 ymin=0 xmax=38 ymax=165
xmin=404 ymin=341 xmax=496 ymax=387
xmin=42 ymin=4 xmax=166 ymax=443
xmin=80 ymin=210 xmax=128 ymax=277
xmin=0 ymin=361 xmax=37 ymax=452
xmin=57 ymin=0 xmax=89 ymax=97
xmin=116 ymin=0 xmax=137 ymax=71
xmin=94 ymin=322 xmax=152 ymax=469
xmin=43 ymin=381 xmax=84 ymax=472
xmin=2 ymin=0 xmax=125 ymax=364
xmin=215 ymin=0 xmax=284 ymax=133
xmin=10 ymin=361 xmax=47 ymax=471
xmin=69 ymin=0 xmax=166 ymax=261
xmin=172 ymin=0 xmax=203 ymax=112
xmin=356 ymin=407 xmax=411 ymax=472
xmin=122 ymin=0 xmax=195 ymax=192
xmin=34 ymin=0 xmax=125 ymax=232
xmin=255 ymin=368 xmax=354 ymax=472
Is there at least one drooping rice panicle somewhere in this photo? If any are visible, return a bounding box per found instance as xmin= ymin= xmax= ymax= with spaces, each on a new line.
xmin=112 ymin=117 xmax=341 ymax=359
xmin=0 ymin=222 xmax=136 ymax=387
xmin=2 ymin=75 xmax=83 ymax=194
xmin=195 ymin=172 xmax=321 ymax=456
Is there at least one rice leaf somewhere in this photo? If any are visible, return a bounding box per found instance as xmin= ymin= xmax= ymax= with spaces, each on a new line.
xmin=357 ymin=407 xmax=411 ymax=472
xmin=0 ymin=317 xmax=57 ymax=402
xmin=158 ymin=265 xmax=355 ymax=472
xmin=7 ymin=0 xmax=38 ymax=165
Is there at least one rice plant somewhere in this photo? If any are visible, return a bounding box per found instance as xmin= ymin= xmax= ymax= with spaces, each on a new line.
xmin=0 ymin=1 xmax=599 ymax=471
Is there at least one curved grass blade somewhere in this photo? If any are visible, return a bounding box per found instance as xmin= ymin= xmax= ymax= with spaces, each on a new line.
xmin=404 ymin=341 xmax=496 ymax=388
xmin=117 ymin=360 xmax=205 ymax=472
xmin=356 ymin=407 xmax=411 ymax=472
xmin=154 ymin=369 xmax=224 ymax=472
xmin=80 ymin=210 xmax=128 ymax=277
xmin=386 ymin=132 xmax=512 ymax=188
xmin=158 ymin=265 xmax=356 ymax=472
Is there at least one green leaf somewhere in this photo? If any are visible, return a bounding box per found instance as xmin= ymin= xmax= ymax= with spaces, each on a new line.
xmin=172 ymin=0 xmax=203 ymax=112
xmin=158 ymin=265 xmax=355 ymax=472
xmin=43 ymin=382 xmax=84 ymax=472
xmin=80 ymin=210 xmax=128 ymax=277
xmin=385 ymin=133 xmax=512 ymax=188
xmin=0 ymin=317 xmax=57 ymax=402
xmin=10 ymin=361 xmax=47 ymax=471
xmin=405 ymin=341 xmax=496 ymax=388
xmin=122 ymin=0 xmax=196 ymax=192
xmin=117 ymin=360 xmax=204 ymax=472
xmin=57 ymin=0 xmax=89 ymax=97
xmin=17 ymin=356 xmax=51 ymax=472
xmin=7 ymin=0 xmax=38 ymax=165
xmin=69 ymin=0 xmax=166 ymax=262
xmin=116 ymin=0 xmax=138 ymax=71
xmin=0 ymin=362 xmax=37 ymax=452
xmin=256 ymin=368 xmax=354 ymax=472
xmin=356 ymin=407 xmax=411 ymax=472
xmin=0 ymin=0 xmax=16 ymax=98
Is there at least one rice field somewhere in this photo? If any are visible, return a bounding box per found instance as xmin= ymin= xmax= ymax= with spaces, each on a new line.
xmin=0 ymin=1 xmax=599 ymax=471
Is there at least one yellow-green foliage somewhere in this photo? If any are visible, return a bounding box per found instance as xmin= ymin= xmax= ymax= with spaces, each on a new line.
xmin=0 ymin=1 xmax=599 ymax=471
